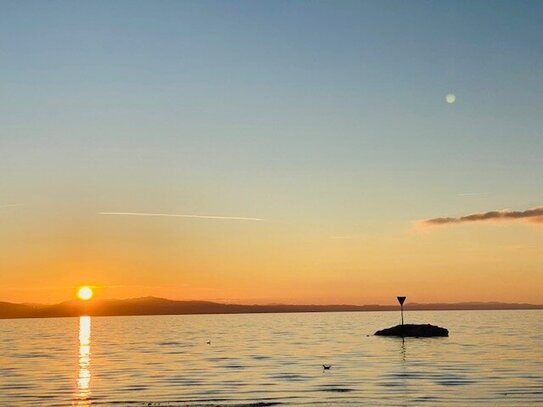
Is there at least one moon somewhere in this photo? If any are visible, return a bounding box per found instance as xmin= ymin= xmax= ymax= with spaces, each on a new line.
xmin=77 ymin=286 xmax=93 ymax=301
xmin=446 ymin=93 xmax=456 ymax=104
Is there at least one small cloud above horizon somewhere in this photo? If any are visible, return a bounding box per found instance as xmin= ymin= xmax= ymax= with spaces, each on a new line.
xmin=99 ymin=212 xmax=264 ymax=221
xmin=419 ymin=206 xmax=543 ymax=227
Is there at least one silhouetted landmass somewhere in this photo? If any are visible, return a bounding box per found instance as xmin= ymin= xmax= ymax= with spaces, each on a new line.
xmin=0 ymin=297 xmax=542 ymax=319
xmin=375 ymin=324 xmax=449 ymax=337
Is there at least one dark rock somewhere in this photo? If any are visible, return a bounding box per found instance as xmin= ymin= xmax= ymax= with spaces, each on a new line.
xmin=374 ymin=323 xmax=448 ymax=337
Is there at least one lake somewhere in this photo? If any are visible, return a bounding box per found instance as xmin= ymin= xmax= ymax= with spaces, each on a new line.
xmin=1 ymin=310 xmax=542 ymax=406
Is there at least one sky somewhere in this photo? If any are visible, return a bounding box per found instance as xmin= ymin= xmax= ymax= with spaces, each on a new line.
xmin=1 ymin=0 xmax=543 ymax=305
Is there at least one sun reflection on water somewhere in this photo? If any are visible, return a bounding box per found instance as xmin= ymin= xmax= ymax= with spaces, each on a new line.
xmin=74 ymin=316 xmax=91 ymax=406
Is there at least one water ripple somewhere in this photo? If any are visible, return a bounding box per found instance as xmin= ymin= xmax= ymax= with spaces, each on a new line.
xmin=0 ymin=311 xmax=542 ymax=406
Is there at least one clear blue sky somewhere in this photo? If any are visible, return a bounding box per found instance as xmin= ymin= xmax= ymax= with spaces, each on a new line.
xmin=1 ymin=1 xmax=543 ymax=304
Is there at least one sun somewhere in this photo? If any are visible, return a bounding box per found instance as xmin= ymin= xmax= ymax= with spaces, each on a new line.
xmin=77 ymin=286 xmax=93 ymax=301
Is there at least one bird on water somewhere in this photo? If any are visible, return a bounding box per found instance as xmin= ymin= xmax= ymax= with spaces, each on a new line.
xmin=322 ymin=364 xmax=332 ymax=370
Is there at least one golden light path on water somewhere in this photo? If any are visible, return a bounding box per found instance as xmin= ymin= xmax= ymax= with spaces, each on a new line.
xmin=75 ymin=316 xmax=91 ymax=406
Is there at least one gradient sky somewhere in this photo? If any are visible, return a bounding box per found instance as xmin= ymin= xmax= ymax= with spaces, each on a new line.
xmin=2 ymin=0 xmax=543 ymax=304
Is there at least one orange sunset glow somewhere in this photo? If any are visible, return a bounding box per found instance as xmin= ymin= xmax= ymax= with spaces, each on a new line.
xmin=2 ymin=3 xmax=543 ymax=407
xmin=0 ymin=1 xmax=542 ymax=309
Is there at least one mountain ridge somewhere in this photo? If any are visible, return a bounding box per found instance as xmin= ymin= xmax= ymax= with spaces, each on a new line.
xmin=1 ymin=297 xmax=542 ymax=319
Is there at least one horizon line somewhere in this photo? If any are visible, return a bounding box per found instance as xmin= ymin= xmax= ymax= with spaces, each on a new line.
xmin=3 ymin=296 xmax=543 ymax=307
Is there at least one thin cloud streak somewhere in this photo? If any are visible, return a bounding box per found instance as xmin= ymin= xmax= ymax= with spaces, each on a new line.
xmin=99 ymin=212 xmax=264 ymax=221
xmin=458 ymin=192 xmax=486 ymax=197
xmin=330 ymin=235 xmax=358 ymax=240
xmin=0 ymin=203 xmax=25 ymax=209
xmin=420 ymin=206 xmax=543 ymax=227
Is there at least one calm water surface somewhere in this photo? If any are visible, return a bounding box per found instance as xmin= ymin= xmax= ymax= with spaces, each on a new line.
xmin=1 ymin=310 xmax=542 ymax=406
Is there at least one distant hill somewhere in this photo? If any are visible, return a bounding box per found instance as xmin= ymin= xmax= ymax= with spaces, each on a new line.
xmin=0 ymin=297 xmax=541 ymax=319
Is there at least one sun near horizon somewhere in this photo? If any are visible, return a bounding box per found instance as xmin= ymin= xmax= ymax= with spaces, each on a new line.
xmin=77 ymin=286 xmax=94 ymax=301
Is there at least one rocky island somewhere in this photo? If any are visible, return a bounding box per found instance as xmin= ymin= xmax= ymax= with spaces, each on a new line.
xmin=375 ymin=323 xmax=449 ymax=337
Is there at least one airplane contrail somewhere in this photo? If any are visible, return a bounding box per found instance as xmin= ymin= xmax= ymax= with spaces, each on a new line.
xmin=99 ymin=212 xmax=264 ymax=221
